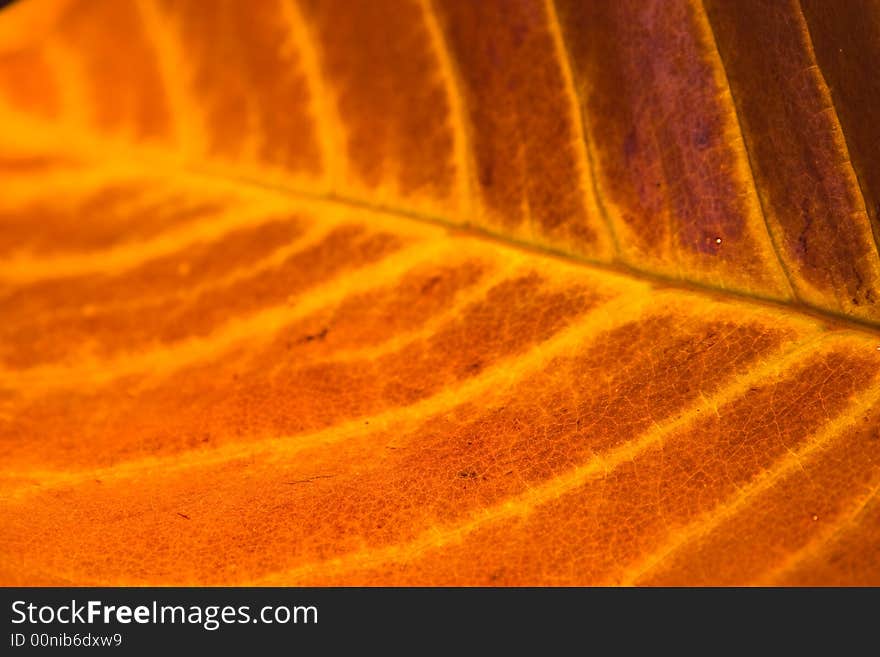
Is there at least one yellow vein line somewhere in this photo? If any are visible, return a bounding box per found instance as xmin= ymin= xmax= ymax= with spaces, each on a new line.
xmin=544 ymin=0 xmax=619 ymax=259
xmin=623 ymin=374 xmax=880 ymax=584
xmin=316 ymin=261 xmax=519 ymax=364
xmin=0 ymin=165 xmax=147 ymax=203
xmin=0 ymin=196 xmax=290 ymax=283
xmin=794 ymin=0 xmax=880 ymax=268
xmin=0 ymin=238 xmax=460 ymax=394
xmin=4 ymin=221 xmax=333 ymax=319
xmin=698 ymin=0 xmax=795 ymax=300
xmin=1 ymin=288 xmax=655 ymax=498
xmin=250 ymin=334 xmax=831 ymax=584
xmin=420 ymin=0 xmax=474 ymax=223
xmin=763 ymin=474 xmax=880 ymax=585
xmin=1 ymin=217 xmax=330 ymax=332
xmin=135 ymin=0 xmax=205 ymax=154
xmin=278 ymin=0 xmax=345 ymax=191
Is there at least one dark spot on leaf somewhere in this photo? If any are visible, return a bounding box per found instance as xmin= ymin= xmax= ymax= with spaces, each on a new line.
xmin=421 ymin=275 xmax=442 ymax=294
xmin=300 ymin=327 xmax=329 ymax=343
xmin=285 ymin=474 xmax=337 ymax=485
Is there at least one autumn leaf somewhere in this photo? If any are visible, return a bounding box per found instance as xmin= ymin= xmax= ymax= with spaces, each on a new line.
xmin=1 ymin=0 xmax=879 ymax=586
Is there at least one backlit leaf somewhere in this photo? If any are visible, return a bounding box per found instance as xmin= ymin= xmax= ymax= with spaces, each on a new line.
xmin=1 ymin=0 xmax=879 ymax=586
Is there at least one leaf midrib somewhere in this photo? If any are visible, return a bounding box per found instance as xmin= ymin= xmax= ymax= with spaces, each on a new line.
xmin=3 ymin=105 xmax=880 ymax=339
xmin=181 ymin=158 xmax=880 ymax=339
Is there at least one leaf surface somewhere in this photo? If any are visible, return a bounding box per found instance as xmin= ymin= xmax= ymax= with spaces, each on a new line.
xmin=1 ymin=0 xmax=879 ymax=585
